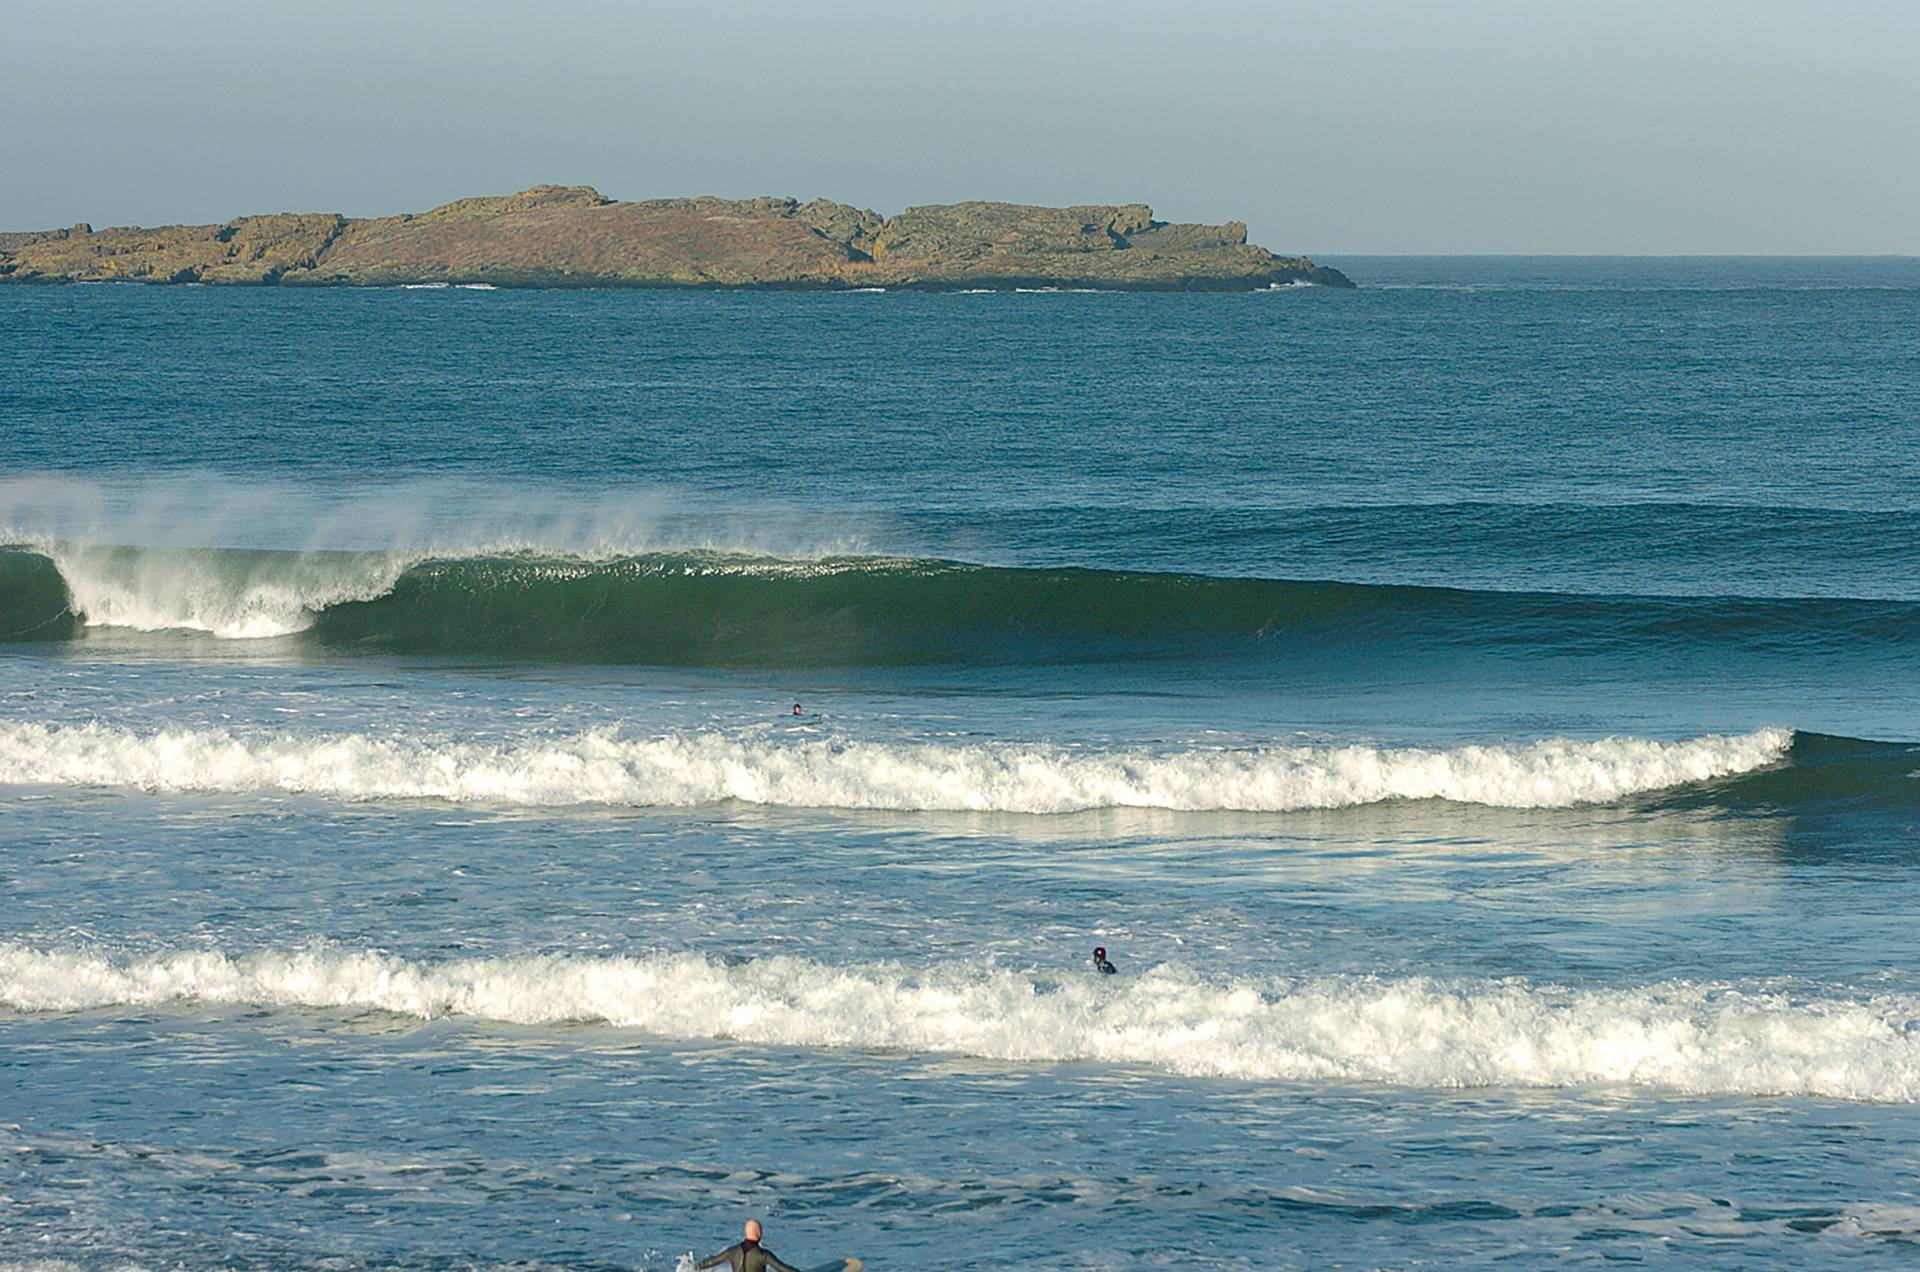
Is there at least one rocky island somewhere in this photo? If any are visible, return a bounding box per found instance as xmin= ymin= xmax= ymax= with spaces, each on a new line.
xmin=0 ymin=184 xmax=1352 ymax=290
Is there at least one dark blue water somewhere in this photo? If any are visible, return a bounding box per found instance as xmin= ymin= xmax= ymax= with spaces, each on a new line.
xmin=4 ymin=257 xmax=1920 ymax=1269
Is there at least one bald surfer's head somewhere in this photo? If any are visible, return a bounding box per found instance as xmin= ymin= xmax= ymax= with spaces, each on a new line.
xmin=744 ymin=1219 xmax=762 ymax=1242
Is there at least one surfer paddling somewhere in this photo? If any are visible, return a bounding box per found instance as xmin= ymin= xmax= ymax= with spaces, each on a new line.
xmin=1092 ymin=946 xmax=1117 ymax=974
xmin=697 ymin=1219 xmax=802 ymax=1272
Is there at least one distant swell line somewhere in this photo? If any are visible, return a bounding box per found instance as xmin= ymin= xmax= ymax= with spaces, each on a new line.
xmin=5 ymin=545 xmax=1920 ymax=665
xmin=0 ymin=720 xmax=1791 ymax=813
xmin=5 ymin=943 xmax=1917 ymax=1101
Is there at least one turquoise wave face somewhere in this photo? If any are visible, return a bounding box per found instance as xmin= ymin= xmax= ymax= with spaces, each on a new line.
xmin=7 ymin=543 xmax=1920 ymax=668
xmin=0 ymin=546 xmax=77 ymax=639
xmin=1655 ymin=730 xmax=1920 ymax=818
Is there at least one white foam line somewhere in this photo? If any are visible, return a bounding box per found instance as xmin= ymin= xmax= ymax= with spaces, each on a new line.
xmin=14 ymin=544 xmax=900 ymax=640
xmin=4 ymin=944 xmax=1914 ymax=1101
xmin=42 ymin=544 xmax=416 ymax=638
xmin=0 ymin=722 xmax=1791 ymax=813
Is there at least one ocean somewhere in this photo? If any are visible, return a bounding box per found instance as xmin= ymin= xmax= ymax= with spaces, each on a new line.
xmin=3 ymin=256 xmax=1919 ymax=1269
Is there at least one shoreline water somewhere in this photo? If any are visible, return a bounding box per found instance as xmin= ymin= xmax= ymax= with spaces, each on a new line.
xmin=6 ymin=258 xmax=1920 ymax=1266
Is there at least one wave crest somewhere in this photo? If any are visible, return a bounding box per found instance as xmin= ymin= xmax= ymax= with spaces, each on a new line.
xmin=0 ymin=721 xmax=1791 ymax=813
xmin=4 ymin=943 xmax=1914 ymax=1101
xmin=41 ymin=543 xmax=414 ymax=638
xmin=5 ymin=543 xmax=1919 ymax=666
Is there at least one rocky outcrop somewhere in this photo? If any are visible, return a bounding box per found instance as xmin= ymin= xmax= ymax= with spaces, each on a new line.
xmin=0 ymin=185 xmax=1353 ymax=289
xmin=0 ymin=214 xmax=345 ymax=284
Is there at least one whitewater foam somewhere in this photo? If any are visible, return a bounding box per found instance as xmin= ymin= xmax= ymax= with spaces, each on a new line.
xmin=40 ymin=544 xmax=416 ymax=638
xmin=13 ymin=544 xmax=894 ymax=641
xmin=3 ymin=943 xmax=1912 ymax=1100
xmin=0 ymin=721 xmax=1791 ymax=812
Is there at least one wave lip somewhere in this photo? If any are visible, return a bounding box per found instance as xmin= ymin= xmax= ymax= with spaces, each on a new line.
xmin=0 ymin=721 xmax=1791 ymax=813
xmin=15 ymin=543 xmax=414 ymax=639
xmin=5 ymin=943 xmax=1916 ymax=1102
xmin=7 ymin=543 xmax=1920 ymax=666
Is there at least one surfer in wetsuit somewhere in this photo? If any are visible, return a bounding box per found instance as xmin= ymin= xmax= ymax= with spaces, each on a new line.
xmin=1092 ymin=946 xmax=1117 ymax=974
xmin=792 ymin=703 xmax=803 ymax=716
xmin=697 ymin=1219 xmax=802 ymax=1272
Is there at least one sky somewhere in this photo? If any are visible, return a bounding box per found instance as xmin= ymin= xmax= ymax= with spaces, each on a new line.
xmin=3 ymin=0 xmax=1915 ymax=254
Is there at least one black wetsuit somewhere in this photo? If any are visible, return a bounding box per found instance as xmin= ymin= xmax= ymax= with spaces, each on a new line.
xmin=1093 ymin=952 xmax=1117 ymax=974
xmin=696 ymin=1239 xmax=801 ymax=1272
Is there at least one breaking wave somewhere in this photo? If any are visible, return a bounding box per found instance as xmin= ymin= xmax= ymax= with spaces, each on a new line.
xmin=5 ymin=943 xmax=1917 ymax=1101
xmin=0 ymin=720 xmax=1790 ymax=812
xmin=5 ymin=544 xmax=1919 ymax=666
xmin=4 ymin=542 xmax=413 ymax=639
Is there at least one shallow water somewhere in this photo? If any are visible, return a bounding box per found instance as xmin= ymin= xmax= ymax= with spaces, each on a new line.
xmin=4 ymin=258 xmax=1920 ymax=1268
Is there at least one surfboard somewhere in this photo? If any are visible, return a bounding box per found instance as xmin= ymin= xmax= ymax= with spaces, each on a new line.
xmin=807 ymin=1260 xmax=862 ymax=1272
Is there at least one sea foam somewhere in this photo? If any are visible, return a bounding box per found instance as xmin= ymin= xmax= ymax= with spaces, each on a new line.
xmin=43 ymin=543 xmax=413 ymax=638
xmin=3 ymin=943 xmax=1913 ymax=1101
xmin=0 ymin=722 xmax=1790 ymax=813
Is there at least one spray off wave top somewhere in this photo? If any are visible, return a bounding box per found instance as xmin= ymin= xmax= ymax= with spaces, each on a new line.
xmin=6 ymin=543 xmax=1920 ymax=666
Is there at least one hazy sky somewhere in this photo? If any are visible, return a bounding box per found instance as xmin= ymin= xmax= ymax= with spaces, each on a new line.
xmin=5 ymin=0 xmax=1915 ymax=253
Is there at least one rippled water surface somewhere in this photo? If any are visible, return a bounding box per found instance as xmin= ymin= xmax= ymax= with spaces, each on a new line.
xmin=4 ymin=258 xmax=1920 ymax=1268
